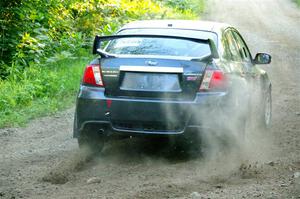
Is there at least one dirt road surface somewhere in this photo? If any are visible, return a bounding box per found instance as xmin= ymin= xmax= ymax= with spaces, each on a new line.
xmin=1 ymin=0 xmax=300 ymax=198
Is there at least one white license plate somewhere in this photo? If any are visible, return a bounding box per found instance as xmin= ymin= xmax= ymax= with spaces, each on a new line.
xmin=120 ymin=72 xmax=181 ymax=92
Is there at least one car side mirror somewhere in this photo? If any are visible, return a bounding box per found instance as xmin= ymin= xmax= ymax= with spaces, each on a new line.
xmin=92 ymin=35 xmax=101 ymax=54
xmin=253 ymin=53 xmax=271 ymax=64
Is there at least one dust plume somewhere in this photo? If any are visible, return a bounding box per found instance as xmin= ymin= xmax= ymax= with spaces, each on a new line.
xmin=41 ymin=147 xmax=94 ymax=184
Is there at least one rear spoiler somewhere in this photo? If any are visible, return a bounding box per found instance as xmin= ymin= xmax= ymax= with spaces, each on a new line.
xmin=92 ymin=34 xmax=219 ymax=59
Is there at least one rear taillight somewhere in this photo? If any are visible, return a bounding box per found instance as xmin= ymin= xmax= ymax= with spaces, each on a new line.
xmin=82 ymin=64 xmax=104 ymax=87
xmin=199 ymin=70 xmax=227 ymax=91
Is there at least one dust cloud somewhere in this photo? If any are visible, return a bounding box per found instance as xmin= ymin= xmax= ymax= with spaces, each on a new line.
xmin=194 ymin=81 xmax=274 ymax=175
xmin=42 ymin=76 xmax=275 ymax=187
xmin=42 ymin=147 xmax=94 ymax=184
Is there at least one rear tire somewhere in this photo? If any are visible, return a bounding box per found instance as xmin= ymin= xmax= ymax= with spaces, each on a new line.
xmin=78 ymin=129 xmax=105 ymax=154
xmin=74 ymin=113 xmax=105 ymax=154
xmin=171 ymin=131 xmax=202 ymax=158
xmin=259 ymin=88 xmax=272 ymax=129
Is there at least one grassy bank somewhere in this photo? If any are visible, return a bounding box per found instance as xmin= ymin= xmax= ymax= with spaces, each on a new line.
xmin=0 ymin=56 xmax=90 ymax=127
xmin=295 ymin=0 xmax=300 ymax=6
xmin=0 ymin=0 xmax=205 ymax=128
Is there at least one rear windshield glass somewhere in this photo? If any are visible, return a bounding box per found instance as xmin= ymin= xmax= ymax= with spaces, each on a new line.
xmin=105 ymin=37 xmax=210 ymax=58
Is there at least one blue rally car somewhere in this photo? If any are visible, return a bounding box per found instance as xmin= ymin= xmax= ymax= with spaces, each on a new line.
xmin=73 ymin=20 xmax=272 ymax=152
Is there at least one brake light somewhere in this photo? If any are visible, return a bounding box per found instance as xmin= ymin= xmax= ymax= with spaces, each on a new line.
xmin=199 ymin=70 xmax=227 ymax=91
xmin=82 ymin=64 xmax=104 ymax=87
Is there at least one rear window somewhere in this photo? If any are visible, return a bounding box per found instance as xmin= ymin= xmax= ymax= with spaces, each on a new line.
xmin=105 ymin=37 xmax=210 ymax=58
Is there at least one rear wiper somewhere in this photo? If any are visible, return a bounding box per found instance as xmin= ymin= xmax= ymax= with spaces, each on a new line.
xmin=190 ymin=54 xmax=213 ymax=62
xmin=96 ymin=49 xmax=116 ymax=58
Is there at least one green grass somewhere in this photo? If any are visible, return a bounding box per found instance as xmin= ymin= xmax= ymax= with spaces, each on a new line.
xmin=295 ymin=0 xmax=300 ymax=6
xmin=0 ymin=57 xmax=90 ymax=127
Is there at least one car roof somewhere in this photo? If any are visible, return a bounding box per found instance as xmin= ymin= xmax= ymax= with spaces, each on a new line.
xmin=120 ymin=20 xmax=230 ymax=33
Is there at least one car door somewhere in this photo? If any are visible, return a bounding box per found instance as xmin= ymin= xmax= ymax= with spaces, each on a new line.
xmin=231 ymin=30 xmax=261 ymax=100
xmin=220 ymin=29 xmax=250 ymax=111
xmin=231 ymin=29 xmax=265 ymax=115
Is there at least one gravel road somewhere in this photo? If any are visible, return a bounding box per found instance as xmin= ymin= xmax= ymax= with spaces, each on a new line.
xmin=1 ymin=0 xmax=300 ymax=198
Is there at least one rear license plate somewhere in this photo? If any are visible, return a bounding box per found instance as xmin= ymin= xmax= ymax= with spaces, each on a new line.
xmin=120 ymin=72 xmax=181 ymax=92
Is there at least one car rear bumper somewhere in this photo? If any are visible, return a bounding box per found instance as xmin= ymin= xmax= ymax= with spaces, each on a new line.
xmin=74 ymin=85 xmax=228 ymax=138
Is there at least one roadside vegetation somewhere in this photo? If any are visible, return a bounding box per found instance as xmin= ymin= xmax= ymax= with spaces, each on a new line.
xmin=0 ymin=0 xmax=205 ymax=127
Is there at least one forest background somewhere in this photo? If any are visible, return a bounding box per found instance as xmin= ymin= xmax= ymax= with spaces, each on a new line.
xmin=0 ymin=0 xmax=205 ymax=127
